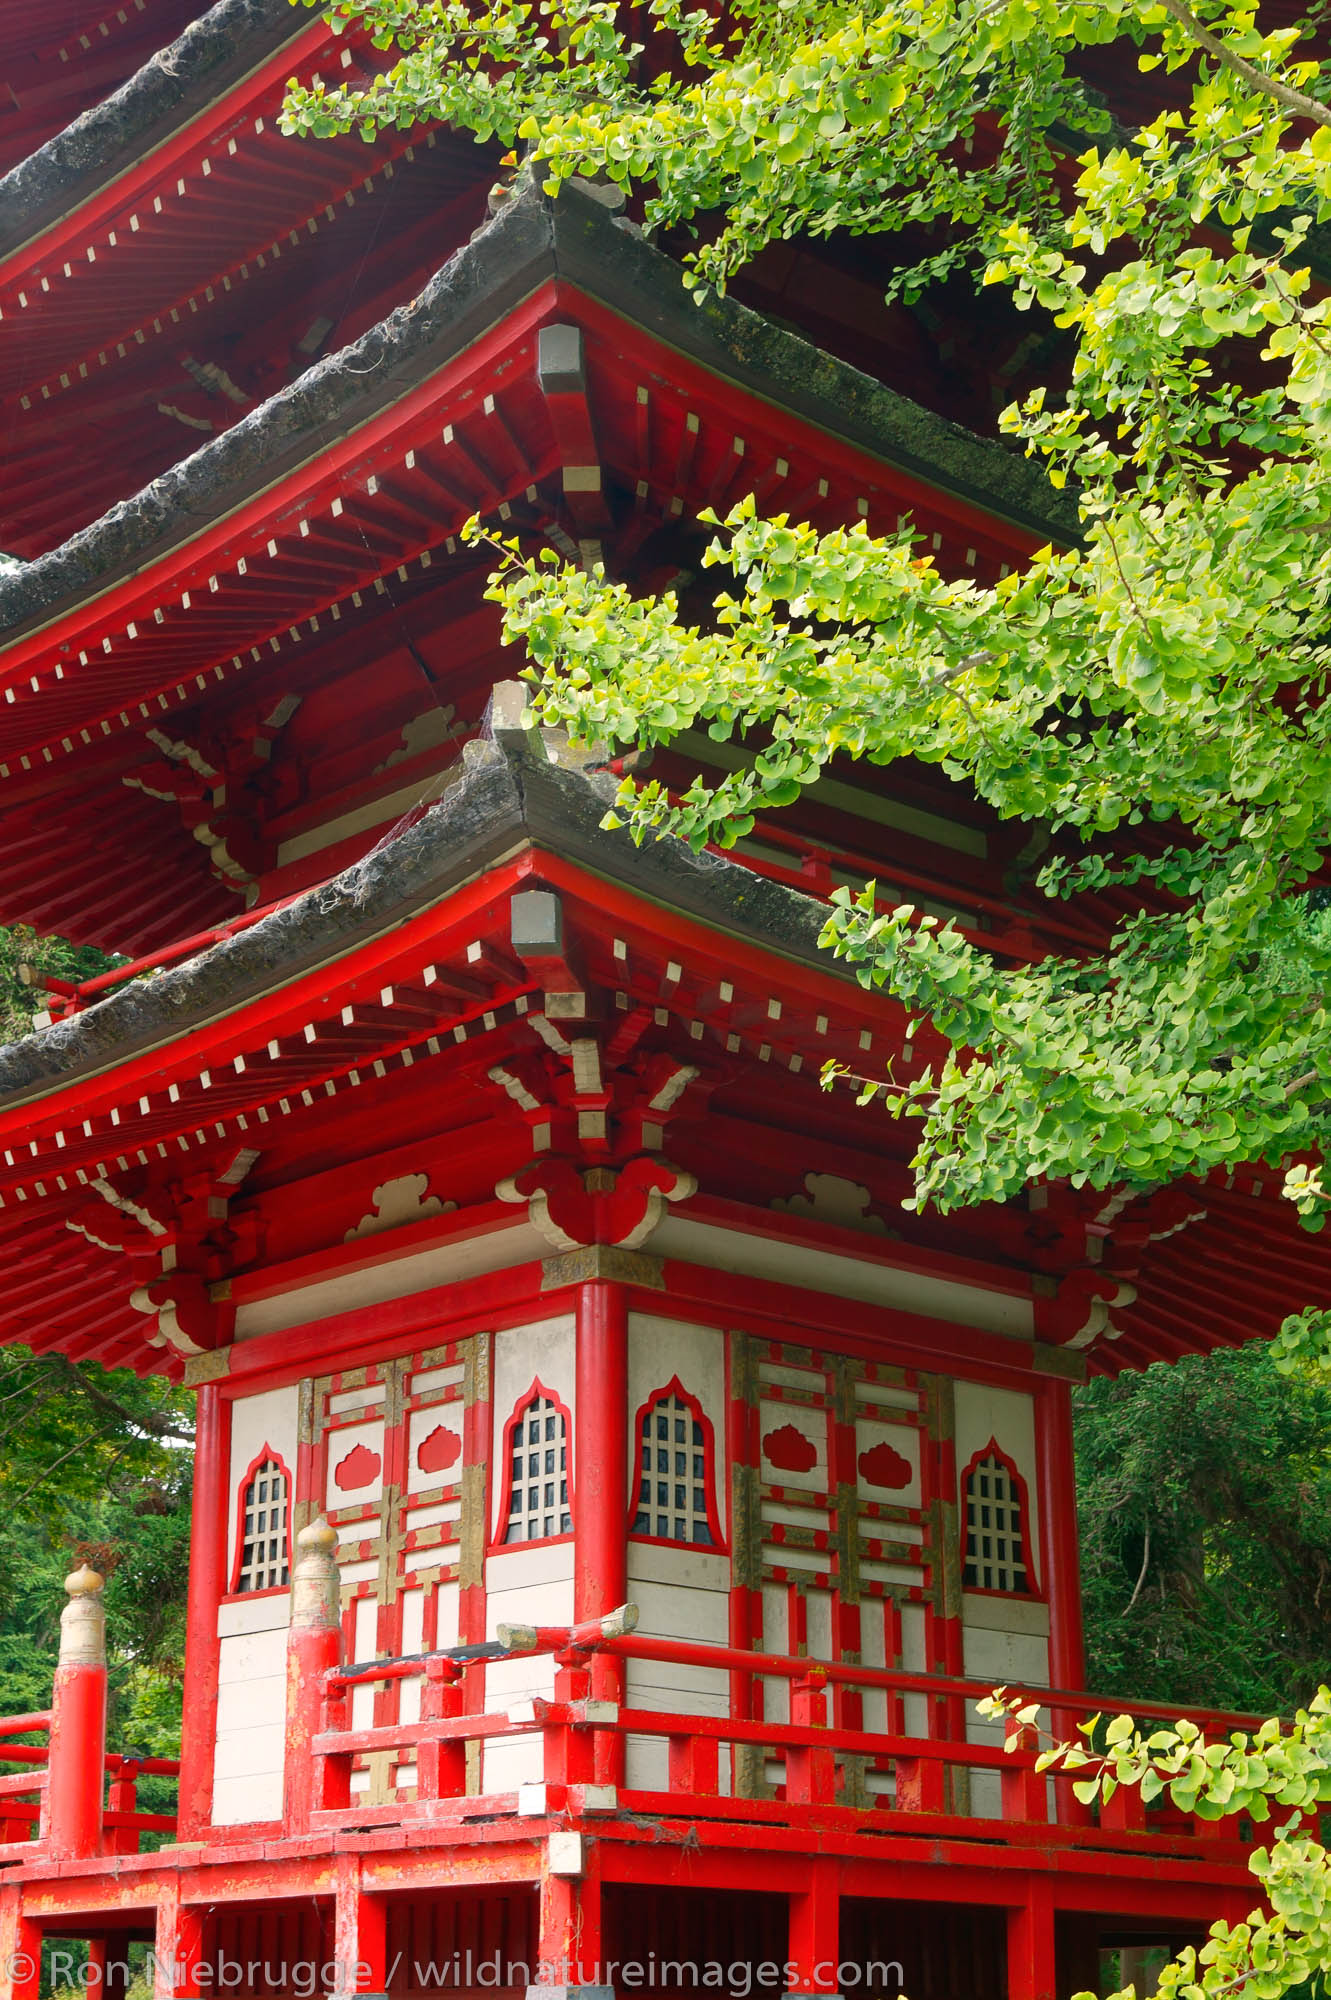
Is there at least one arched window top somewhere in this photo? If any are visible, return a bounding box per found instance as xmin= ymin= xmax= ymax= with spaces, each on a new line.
xmin=232 ymin=1450 xmax=291 ymax=1594
xmin=499 ymin=1382 xmax=571 ymax=1545
xmin=631 ymin=1379 xmax=723 ymax=1549
xmin=961 ymin=1440 xmax=1036 ymax=1596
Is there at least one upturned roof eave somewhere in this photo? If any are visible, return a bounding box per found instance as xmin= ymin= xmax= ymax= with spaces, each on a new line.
xmin=0 ymin=721 xmax=874 ymax=1115
xmin=0 ymin=179 xmax=1078 ymax=652
xmin=0 ymin=0 xmax=302 ymax=267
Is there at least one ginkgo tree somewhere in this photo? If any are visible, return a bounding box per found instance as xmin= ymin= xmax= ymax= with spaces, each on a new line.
xmin=282 ymin=0 xmax=1331 ymax=1985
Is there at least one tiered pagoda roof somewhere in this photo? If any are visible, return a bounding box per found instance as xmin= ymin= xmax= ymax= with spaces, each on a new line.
xmin=0 ymin=24 xmax=1316 ymax=1405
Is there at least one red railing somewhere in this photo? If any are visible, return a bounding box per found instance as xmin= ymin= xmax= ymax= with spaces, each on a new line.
xmin=295 ymin=1616 xmax=1267 ymax=1861
xmin=0 ymin=1710 xmax=178 ymax=1864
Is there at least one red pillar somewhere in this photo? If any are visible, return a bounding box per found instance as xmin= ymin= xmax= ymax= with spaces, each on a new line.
xmin=1006 ymin=1881 xmax=1056 ymax=2000
xmin=152 ymin=1883 xmax=205 ymax=2000
xmin=1035 ymin=1377 xmax=1085 ymax=1691
xmin=536 ymin=1832 xmax=605 ymax=1991
xmin=1035 ymin=1375 xmax=1089 ymax=1824
xmin=43 ymin=1565 xmax=107 ymax=1862
xmin=0 ymin=1887 xmax=41 ymax=2000
xmin=332 ymin=1855 xmax=389 ymax=1999
xmin=284 ymin=1518 xmax=344 ymax=1833
xmin=575 ymin=1278 xmax=628 ymax=1786
xmin=177 ymin=1382 xmax=229 ymax=1839
xmin=787 ymin=1857 xmax=841 ymax=1997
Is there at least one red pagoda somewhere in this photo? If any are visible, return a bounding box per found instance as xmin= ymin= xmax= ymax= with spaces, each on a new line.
xmin=0 ymin=4 xmax=1320 ymax=1998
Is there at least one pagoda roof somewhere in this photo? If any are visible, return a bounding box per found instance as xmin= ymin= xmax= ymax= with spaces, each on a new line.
xmin=0 ymin=177 xmax=1072 ymax=638
xmin=0 ymin=0 xmax=491 ymax=559
xmin=0 ymin=703 xmax=1317 ymax=1386
xmin=0 ymin=178 xmax=1076 ymax=957
xmin=0 ymin=0 xmax=296 ymax=256
xmin=0 ymin=0 xmax=207 ymax=183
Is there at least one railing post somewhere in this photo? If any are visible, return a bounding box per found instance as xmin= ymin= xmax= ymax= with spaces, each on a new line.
xmin=1099 ymin=1780 xmax=1147 ymax=1834
xmin=546 ymin=1648 xmax=595 ymax=1809
xmin=1000 ymin=1722 xmax=1047 ymax=1825
xmin=105 ymin=1757 xmax=142 ymax=1855
xmin=787 ymin=1670 xmax=835 ymax=1806
xmin=417 ymin=1658 xmax=464 ymax=1804
xmin=284 ymin=1517 xmax=343 ymax=1834
xmin=667 ymin=1729 xmax=719 ymax=1798
xmin=43 ymin=1564 xmax=107 ymax=1861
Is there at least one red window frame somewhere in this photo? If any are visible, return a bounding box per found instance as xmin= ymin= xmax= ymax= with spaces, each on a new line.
xmin=490 ymin=1377 xmax=575 ymax=1552
xmin=226 ymin=1443 xmax=294 ymax=1599
xmin=628 ymin=1375 xmax=727 ymax=1552
xmin=959 ymin=1436 xmax=1041 ymax=1598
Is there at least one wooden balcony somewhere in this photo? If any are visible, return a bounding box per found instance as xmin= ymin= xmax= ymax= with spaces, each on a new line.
xmin=0 ymin=1601 xmax=1269 ymax=1872
xmin=0 ymin=1562 xmax=1271 ymax=2000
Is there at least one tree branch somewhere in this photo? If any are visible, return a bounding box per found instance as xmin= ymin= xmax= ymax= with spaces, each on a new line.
xmin=48 ymin=1355 xmax=192 ymax=1444
xmin=1154 ymin=0 xmax=1331 ymax=130
xmin=1124 ymin=1521 xmax=1152 ymax=1614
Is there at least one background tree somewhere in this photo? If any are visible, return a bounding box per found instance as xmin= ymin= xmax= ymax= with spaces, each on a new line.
xmin=0 ymin=940 xmax=190 ymax=1834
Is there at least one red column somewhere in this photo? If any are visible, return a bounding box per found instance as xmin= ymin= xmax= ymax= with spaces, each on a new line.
xmin=333 ymin=1854 xmax=389 ymax=1999
xmin=284 ymin=1518 xmax=344 ymax=1833
xmin=786 ymin=1857 xmax=840 ymax=1997
xmin=536 ymin=1833 xmax=604 ymax=1991
xmin=177 ymin=1382 xmax=229 ymax=1839
xmin=1035 ymin=1375 xmax=1088 ymax=1824
xmin=1006 ymin=1880 xmax=1056 ymax=2000
xmin=152 ymin=1883 xmax=205 ymax=2000
xmin=575 ymin=1279 xmax=628 ymax=1786
xmin=1035 ymin=1377 xmax=1085 ymax=1691
xmin=574 ymin=1280 xmax=628 ymax=1620
xmin=0 ymin=1886 xmax=41 ymax=2000
xmin=43 ymin=1565 xmax=107 ymax=1861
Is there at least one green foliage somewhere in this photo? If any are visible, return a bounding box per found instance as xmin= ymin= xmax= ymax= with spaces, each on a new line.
xmin=278 ymin=0 xmax=1331 ymax=1256
xmin=263 ymin=12 xmax=1331 ymax=1992
xmin=1076 ymin=1343 xmax=1331 ymax=1716
xmin=985 ymin=1680 xmax=1331 ymax=2000
xmin=0 ymin=1342 xmax=192 ymax=1835
xmin=0 ymin=925 xmax=116 ymax=1044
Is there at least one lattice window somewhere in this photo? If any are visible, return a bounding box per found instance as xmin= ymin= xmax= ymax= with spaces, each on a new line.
xmin=962 ymin=1447 xmax=1029 ymax=1593
xmin=504 ymin=1393 xmax=571 ymax=1543
xmin=237 ymin=1457 xmax=290 ymax=1592
xmin=633 ymin=1389 xmax=715 ymax=1545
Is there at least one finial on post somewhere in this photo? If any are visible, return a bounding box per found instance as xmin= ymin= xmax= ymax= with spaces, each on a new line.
xmin=46 ymin=1564 xmax=108 ymax=1859
xmin=290 ymin=1517 xmax=341 ymax=1631
xmin=284 ymin=1519 xmax=345 ymax=1834
xmin=59 ymin=1564 xmax=106 ymax=1668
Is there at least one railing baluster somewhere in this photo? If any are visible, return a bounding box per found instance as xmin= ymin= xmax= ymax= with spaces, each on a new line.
xmin=668 ymin=1730 xmax=719 ymax=1798
xmin=417 ymin=1658 xmax=464 ymax=1803
xmin=787 ymin=1670 xmax=834 ymax=1806
xmin=1000 ymin=1722 xmax=1047 ymax=1824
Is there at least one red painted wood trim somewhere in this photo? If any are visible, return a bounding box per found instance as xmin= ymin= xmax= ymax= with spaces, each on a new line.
xmin=1035 ymin=1377 xmax=1084 ymax=1689
xmin=575 ymin=1281 xmax=627 ymax=1617
xmin=0 ymin=18 xmax=338 ymax=294
xmin=0 ymin=285 xmax=559 ymax=697
xmin=217 ymin=1266 xmax=566 ymax=1398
